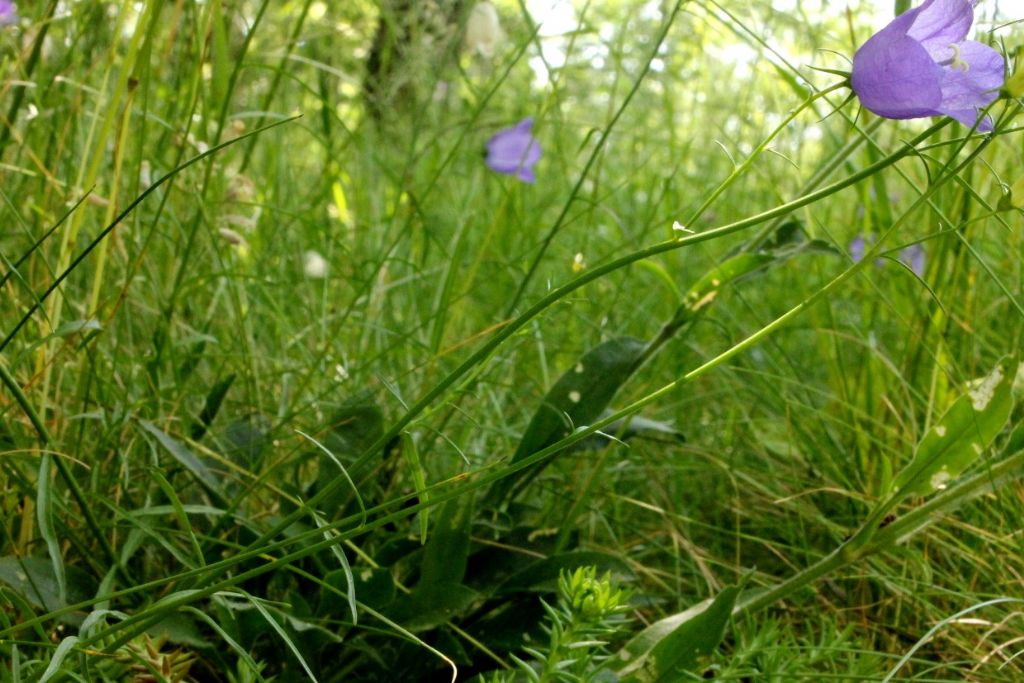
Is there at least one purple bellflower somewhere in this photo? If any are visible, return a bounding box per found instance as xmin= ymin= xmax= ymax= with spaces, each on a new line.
xmin=485 ymin=118 xmax=541 ymax=183
xmin=850 ymin=0 xmax=1004 ymax=131
xmin=849 ymin=234 xmax=926 ymax=276
xmin=900 ymin=243 xmax=926 ymax=276
xmin=0 ymin=0 xmax=16 ymax=25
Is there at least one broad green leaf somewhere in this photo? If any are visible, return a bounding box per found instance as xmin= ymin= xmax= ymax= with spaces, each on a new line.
xmin=493 ymin=247 xmax=795 ymax=507
xmin=318 ymin=567 xmax=394 ymax=617
xmin=420 ymin=499 xmax=473 ymax=587
xmin=182 ymin=606 xmax=268 ymax=683
xmin=892 ymin=357 xmax=1017 ymax=498
xmin=139 ymin=420 xmax=226 ymax=506
xmin=146 ymin=611 xmax=210 ymax=649
xmin=218 ymin=415 xmax=270 ymax=466
xmin=315 ymin=396 xmax=386 ymax=510
xmin=0 ymin=556 xmax=93 ymax=613
xmin=385 ymin=582 xmax=479 ymax=632
xmin=490 ymin=336 xmax=647 ymax=505
xmin=614 ymin=585 xmax=740 ymax=681
xmin=238 ymin=590 xmax=321 ymax=683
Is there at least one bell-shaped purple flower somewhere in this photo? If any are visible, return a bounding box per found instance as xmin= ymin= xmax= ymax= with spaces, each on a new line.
xmin=850 ymin=0 xmax=1004 ymax=131
xmin=900 ymin=243 xmax=926 ymax=276
xmin=0 ymin=0 xmax=16 ymax=25
xmin=849 ymin=235 xmax=869 ymax=263
xmin=486 ymin=117 xmax=541 ymax=183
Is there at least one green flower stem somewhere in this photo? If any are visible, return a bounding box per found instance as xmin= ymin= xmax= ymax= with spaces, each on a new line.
xmin=734 ymin=448 xmax=1024 ymax=617
xmin=684 ymin=82 xmax=848 ymax=228
xmin=742 ymin=116 xmax=887 ymax=252
xmin=505 ymin=0 xmax=687 ymax=316
xmin=0 ymin=360 xmax=122 ymax=579
xmin=1 ymin=118 xmax=966 ymax=653
xmin=253 ymin=117 xmax=951 ymax=552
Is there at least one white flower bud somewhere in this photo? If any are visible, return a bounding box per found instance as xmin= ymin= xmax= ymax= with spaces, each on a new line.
xmin=465 ymin=2 xmax=503 ymax=58
xmin=303 ymin=250 xmax=328 ymax=279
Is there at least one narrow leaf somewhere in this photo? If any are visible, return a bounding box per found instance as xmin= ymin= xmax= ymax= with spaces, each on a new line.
xmin=138 ymin=420 xmax=226 ymax=505
xmin=191 ymin=374 xmax=235 ymax=440
xmin=51 ymin=319 xmax=101 ymax=339
xmin=38 ymin=635 xmax=79 ymax=683
xmin=36 ymin=455 xmax=66 ymax=606
xmin=401 ymin=431 xmax=430 ymax=544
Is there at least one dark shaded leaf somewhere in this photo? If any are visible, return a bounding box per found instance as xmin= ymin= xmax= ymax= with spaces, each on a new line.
xmin=146 ymin=611 xmax=210 ymax=649
xmin=319 ymin=567 xmax=395 ymax=618
xmin=0 ymin=556 xmax=94 ymax=614
xmin=491 ymin=336 xmax=647 ymax=505
xmin=496 ymin=550 xmax=633 ymax=596
xmin=138 ymin=420 xmax=226 ymax=506
xmin=218 ymin=414 xmax=270 ymax=468
xmin=420 ymin=499 xmax=473 ymax=587
xmin=385 ymin=582 xmax=479 ymax=632
xmin=191 ymin=374 xmax=235 ymax=440
xmin=614 ymin=585 xmax=740 ymax=681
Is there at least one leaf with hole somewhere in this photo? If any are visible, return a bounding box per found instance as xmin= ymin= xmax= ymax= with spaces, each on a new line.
xmin=614 ymin=584 xmax=740 ymax=682
xmin=892 ymin=357 xmax=1017 ymax=499
xmin=491 ymin=336 xmax=647 ymax=505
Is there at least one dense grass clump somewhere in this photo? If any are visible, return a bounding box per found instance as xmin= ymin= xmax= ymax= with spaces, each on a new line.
xmin=1 ymin=1 xmax=1023 ymax=681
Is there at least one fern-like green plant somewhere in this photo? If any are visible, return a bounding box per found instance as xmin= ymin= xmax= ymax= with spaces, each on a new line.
xmin=486 ymin=566 xmax=630 ymax=683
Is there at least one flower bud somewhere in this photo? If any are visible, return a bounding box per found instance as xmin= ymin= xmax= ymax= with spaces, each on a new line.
xmin=465 ymin=2 xmax=503 ymax=58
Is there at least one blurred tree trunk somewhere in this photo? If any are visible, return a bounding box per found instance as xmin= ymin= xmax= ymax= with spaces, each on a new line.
xmin=363 ymin=0 xmax=469 ymax=121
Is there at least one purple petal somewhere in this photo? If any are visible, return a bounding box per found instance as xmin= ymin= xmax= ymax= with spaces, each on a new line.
xmin=849 ymin=236 xmax=867 ymax=262
xmin=900 ymin=244 xmax=926 ymax=275
xmin=942 ymin=108 xmax=993 ymax=131
xmin=486 ymin=117 xmax=541 ymax=183
xmin=935 ymin=40 xmax=1004 ymax=129
xmin=0 ymin=0 xmax=16 ymax=24
xmin=907 ymin=0 xmax=973 ymax=56
xmin=852 ymin=29 xmax=944 ymax=119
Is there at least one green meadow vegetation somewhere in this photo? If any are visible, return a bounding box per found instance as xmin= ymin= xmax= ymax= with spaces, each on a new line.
xmin=2 ymin=0 xmax=1024 ymax=680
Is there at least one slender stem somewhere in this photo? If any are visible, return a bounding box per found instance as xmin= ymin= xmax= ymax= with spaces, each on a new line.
xmin=247 ymin=118 xmax=951 ymax=552
xmin=734 ymin=448 xmax=1024 ymax=616
xmin=684 ymin=83 xmax=846 ymax=228
xmin=505 ymin=0 xmax=686 ymax=315
xmin=0 ymin=361 xmax=123 ymax=579
xmin=0 ymin=117 xmax=299 ymax=354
